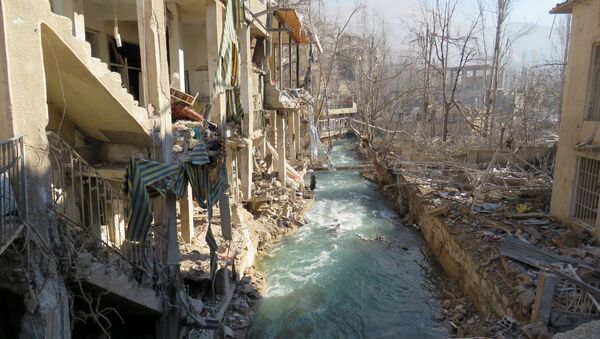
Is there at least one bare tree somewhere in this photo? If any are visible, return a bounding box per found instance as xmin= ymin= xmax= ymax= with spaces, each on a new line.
xmin=477 ymin=0 xmax=530 ymax=139
xmin=425 ymin=0 xmax=479 ymax=142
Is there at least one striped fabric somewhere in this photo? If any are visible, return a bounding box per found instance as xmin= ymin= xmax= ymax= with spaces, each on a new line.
xmin=189 ymin=138 xmax=210 ymax=166
xmin=211 ymin=0 xmax=240 ymax=100
xmin=125 ymin=156 xmax=225 ymax=286
xmin=226 ymin=88 xmax=244 ymax=123
xmin=124 ymin=140 xmax=210 ymax=242
xmin=206 ymin=0 xmax=247 ymax=126
xmin=171 ymin=166 xmax=188 ymax=198
xmin=184 ymin=163 xmax=224 ymax=285
xmin=125 ymin=158 xmax=180 ymax=242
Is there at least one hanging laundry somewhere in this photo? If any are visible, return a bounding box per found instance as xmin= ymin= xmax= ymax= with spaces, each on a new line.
xmin=184 ymin=162 xmax=225 ymax=285
xmin=211 ymin=0 xmax=240 ymax=99
xmin=226 ymin=88 xmax=244 ymax=123
xmin=124 ymin=136 xmax=224 ymax=285
xmin=125 ymin=158 xmax=180 ymax=242
xmin=188 ymin=138 xmax=211 ymax=166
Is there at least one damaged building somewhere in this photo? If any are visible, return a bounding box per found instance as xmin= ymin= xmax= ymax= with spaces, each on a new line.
xmin=0 ymin=0 xmax=319 ymax=337
xmin=550 ymin=0 xmax=600 ymax=242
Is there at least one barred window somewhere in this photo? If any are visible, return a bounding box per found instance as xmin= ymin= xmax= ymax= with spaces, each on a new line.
xmin=571 ymin=156 xmax=600 ymax=230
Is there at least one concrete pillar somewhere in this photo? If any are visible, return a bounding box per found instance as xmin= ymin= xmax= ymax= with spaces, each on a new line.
xmin=278 ymin=20 xmax=282 ymax=86
xmin=276 ymin=112 xmax=287 ymax=184
xmin=294 ymin=110 xmax=302 ymax=161
xmin=136 ymin=0 xmax=177 ymax=264
xmin=206 ymin=1 xmax=226 ymax=128
xmin=2 ymin=1 xmax=70 ymax=337
xmin=240 ymin=145 xmax=252 ymax=200
xmin=239 ymin=24 xmax=253 ymax=200
xmin=167 ymin=3 xmax=185 ymax=91
xmin=167 ymin=2 xmax=195 ymax=243
xmin=287 ymin=111 xmax=295 ymax=164
xmin=136 ymin=1 xmax=180 ymax=336
xmin=179 ymin=184 xmax=194 ymax=243
xmin=269 ymin=110 xmax=277 ymax=148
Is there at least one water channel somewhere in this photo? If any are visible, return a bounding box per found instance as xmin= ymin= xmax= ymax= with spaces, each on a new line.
xmin=249 ymin=139 xmax=450 ymax=338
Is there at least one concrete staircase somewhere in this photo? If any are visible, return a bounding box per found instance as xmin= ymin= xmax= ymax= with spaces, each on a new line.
xmin=43 ymin=12 xmax=152 ymax=132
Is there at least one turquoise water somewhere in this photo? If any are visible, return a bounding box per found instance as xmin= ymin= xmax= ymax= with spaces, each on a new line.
xmin=249 ymin=140 xmax=449 ymax=339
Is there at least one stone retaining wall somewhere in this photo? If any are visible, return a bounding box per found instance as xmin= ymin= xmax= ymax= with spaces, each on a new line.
xmin=364 ymin=142 xmax=527 ymax=321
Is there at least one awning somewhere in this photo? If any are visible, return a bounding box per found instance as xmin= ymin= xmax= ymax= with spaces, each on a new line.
xmin=550 ymin=0 xmax=577 ymax=14
xmin=275 ymin=8 xmax=310 ymax=44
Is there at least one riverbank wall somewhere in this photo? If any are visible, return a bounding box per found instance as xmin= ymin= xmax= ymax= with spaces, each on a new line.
xmin=358 ymin=141 xmax=528 ymax=322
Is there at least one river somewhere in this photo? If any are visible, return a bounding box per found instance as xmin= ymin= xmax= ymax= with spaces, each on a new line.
xmin=248 ymin=139 xmax=449 ymax=338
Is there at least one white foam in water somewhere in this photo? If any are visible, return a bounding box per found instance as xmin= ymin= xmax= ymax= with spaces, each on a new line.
xmin=265 ymin=249 xmax=335 ymax=298
xmin=250 ymin=139 xmax=448 ymax=338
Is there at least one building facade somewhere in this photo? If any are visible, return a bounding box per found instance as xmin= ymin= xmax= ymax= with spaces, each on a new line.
xmin=0 ymin=0 xmax=316 ymax=337
xmin=550 ymin=0 xmax=600 ymax=240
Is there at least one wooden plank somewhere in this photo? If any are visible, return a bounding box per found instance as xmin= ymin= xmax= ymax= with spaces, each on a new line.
xmin=531 ymin=272 xmax=559 ymax=324
xmin=507 ymin=212 xmax=550 ymax=220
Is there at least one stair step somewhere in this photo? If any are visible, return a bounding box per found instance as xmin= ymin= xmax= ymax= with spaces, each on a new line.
xmin=45 ymin=11 xmax=152 ymax=133
xmin=48 ymin=13 xmax=74 ymax=36
xmin=109 ymin=72 xmax=122 ymax=84
xmin=89 ymin=58 xmax=110 ymax=76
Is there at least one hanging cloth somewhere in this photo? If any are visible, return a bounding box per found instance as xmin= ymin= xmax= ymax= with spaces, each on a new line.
xmin=211 ymin=0 xmax=240 ymax=99
xmin=188 ymin=137 xmax=211 ymax=166
xmin=125 ymin=158 xmax=180 ymax=242
xmin=184 ymin=163 xmax=224 ymax=285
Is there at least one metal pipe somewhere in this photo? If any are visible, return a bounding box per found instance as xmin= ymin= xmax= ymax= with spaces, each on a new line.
xmin=296 ymin=43 xmax=300 ymax=88
xmin=288 ymin=35 xmax=292 ymax=88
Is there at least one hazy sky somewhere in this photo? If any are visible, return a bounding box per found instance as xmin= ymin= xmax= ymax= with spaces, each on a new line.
xmin=327 ymin=0 xmax=559 ymax=27
xmin=325 ymin=0 xmax=563 ymax=64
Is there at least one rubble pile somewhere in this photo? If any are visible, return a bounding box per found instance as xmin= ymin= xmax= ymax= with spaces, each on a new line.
xmin=249 ymin=172 xmax=309 ymax=249
xmin=172 ymin=120 xmax=222 ymax=162
xmin=362 ymin=142 xmax=600 ymax=338
xmin=176 ymin=168 xmax=311 ymax=337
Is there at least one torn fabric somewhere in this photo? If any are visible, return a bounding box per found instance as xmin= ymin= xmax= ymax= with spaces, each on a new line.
xmin=125 ymin=158 xmax=180 ymax=242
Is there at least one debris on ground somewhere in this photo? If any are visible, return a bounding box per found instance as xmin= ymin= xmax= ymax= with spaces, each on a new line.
xmin=359 ymin=141 xmax=600 ymax=338
xmin=176 ymin=157 xmax=311 ymax=337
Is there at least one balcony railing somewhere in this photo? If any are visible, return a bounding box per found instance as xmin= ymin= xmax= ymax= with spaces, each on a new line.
xmin=318 ymin=117 xmax=350 ymax=132
xmin=47 ymin=132 xmax=167 ymax=269
xmin=0 ymin=136 xmax=27 ymax=254
xmin=328 ymin=97 xmax=355 ymax=109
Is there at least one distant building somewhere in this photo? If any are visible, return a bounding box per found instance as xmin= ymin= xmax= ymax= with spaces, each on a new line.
xmin=447 ymin=64 xmax=514 ymax=113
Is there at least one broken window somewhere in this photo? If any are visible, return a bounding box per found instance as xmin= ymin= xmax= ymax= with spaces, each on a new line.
xmin=252 ymin=37 xmax=266 ymax=69
xmin=585 ymin=44 xmax=600 ymax=121
xmin=85 ymin=30 xmax=100 ymax=58
xmin=108 ymin=38 xmax=143 ymax=103
xmin=571 ymin=156 xmax=600 ymax=229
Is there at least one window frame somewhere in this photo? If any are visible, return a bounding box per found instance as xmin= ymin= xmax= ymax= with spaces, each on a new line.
xmin=584 ymin=43 xmax=600 ymax=121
